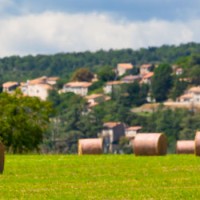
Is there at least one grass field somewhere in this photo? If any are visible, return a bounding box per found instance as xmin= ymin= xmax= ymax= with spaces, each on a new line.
xmin=1 ymin=155 xmax=200 ymax=199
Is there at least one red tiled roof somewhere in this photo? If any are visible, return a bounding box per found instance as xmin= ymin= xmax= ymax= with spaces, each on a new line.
xmin=106 ymin=81 xmax=122 ymax=85
xmin=117 ymin=63 xmax=133 ymax=69
xmin=140 ymin=64 xmax=152 ymax=69
xmin=143 ymin=72 xmax=154 ymax=79
xmin=3 ymin=82 xmax=18 ymax=88
xmin=65 ymin=82 xmax=92 ymax=88
xmin=179 ymin=93 xmax=193 ymax=100
xmin=47 ymin=77 xmax=60 ymax=81
xmin=85 ymin=94 xmax=104 ymax=99
xmin=188 ymin=87 xmax=200 ymax=93
xmin=126 ymin=126 xmax=142 ymax=131
xmin=103 ymin=122 xmax=121 ymax=128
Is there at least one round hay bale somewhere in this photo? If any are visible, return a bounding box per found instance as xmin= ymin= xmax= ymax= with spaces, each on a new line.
xmin=195 ymin=131 xmax=200 ymax=156
xmin=133 ymin=133 xmax=167 ymax=156
xmin=176 ymin=140 xmax=194 ymax=154
xmin=78 ymin=138 xmax=103 ymax=155
xmin=0 ymin=142 xmax=5 ymax=174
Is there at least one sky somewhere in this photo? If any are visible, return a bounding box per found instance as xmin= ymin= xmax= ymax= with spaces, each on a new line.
xmin=0 ymin=0 xmax=200 ymax=57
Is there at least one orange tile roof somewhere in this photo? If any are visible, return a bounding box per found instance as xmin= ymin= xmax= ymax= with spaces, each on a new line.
xmin=3 ymin=82 xmax=18 ymax=88
xmin=47 ymin=77 xmax=60 ymax=81
xmin=65 ymin=82 xmax=92 ymax=88
xmin=117 ymin=63 xmax=133 ymax=69
xmin=143 ymin=72 xmax=154 ymax=79
xmin=188 ymin=87 xmax=200 ymax=93
xmin=106 ymin=81 xmax=122 ymax=85
xmin=36 ymin=84 xmax=53 ymax=90
xmin=126 ymin=126 xmax=142 ymax=131
xmin=85 ymin=94 xmax=104 ymax=99
xmin=179 ymin=93 xmax=193 ymax=100
xmin=88 ymin=102 xmax=99 ymax=108
xmin=103 ymin=122 xmax=121 ymax=128
xmin=140 ymin=64 xmax=152 ymax=69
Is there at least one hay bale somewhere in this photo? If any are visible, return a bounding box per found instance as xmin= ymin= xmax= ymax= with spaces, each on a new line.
xmin=195 ymin=131 xmax=200 ymax=156
xmin=78 ymin=138 xmax=103 ymax=155
xmin=0 ymin=143 xmax=4 ymax=174
xmin=133 ymin=133 xmax=167 ymax=156
xmin=176 ymin=140 xmax=194 ymax=154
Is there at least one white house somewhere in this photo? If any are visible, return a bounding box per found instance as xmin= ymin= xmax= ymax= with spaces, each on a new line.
xmin=179 ymin=87 xmax=200 ymax=103
xmin=117 ymin=63 xmax=133 ymax=76
xmin=20 ymin=76 xmax=58 ymax=100
xmin=140 ymin=64 xmax=153 ymax=76
xmin=21 ymin=83 xmax=53 ymax=100
xmin=125 ymin=126 xmax=142 ymax=139
xmin=2 ymin=82 xmax=19 ymax=93
xmin=103 ymin=81 xmax=122 ymax=94
xmin=121 ymin=75 xmax=141 ymax=83
xmin=85 ymin=93 xmax=107 ymax=107
xmin=141 ymin=72 xmax=154 ymax=85
xmin=63 ymin=82 xmax=92 ymax=96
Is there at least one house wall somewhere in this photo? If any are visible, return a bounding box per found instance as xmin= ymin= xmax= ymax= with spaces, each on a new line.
xmin=63 ymin=86 xmax=88 ymax=96
xmin=125 ymin=130 xmax=137 ymax=138
xmin=103 ymin=85 xmax=112 ymax=94
xmin=117 ymin=67 xmax=126 ymax=76
xmin=26 ymin=85 xmax=49 ymax=100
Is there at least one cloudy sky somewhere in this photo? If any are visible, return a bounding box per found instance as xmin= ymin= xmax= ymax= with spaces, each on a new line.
xmin=0 ymin=0 xmax=200 ymax=57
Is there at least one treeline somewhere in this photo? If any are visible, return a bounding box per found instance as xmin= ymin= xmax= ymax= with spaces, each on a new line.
xmin=1 ymin=42 xmax=200 ymax=84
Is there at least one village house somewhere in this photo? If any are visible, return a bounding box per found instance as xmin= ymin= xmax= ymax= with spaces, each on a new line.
xmin=85 ymin=93 xmax=110 ymax=108
xmin=140 ymin=64 xmax=153 ymax=76
xmin=121 ymin=75 xmax=141 ymax=83
xmin=21 ymin=82 xmax=53 ymax=101
xmin=179 ymin=86 xmax=200 ymax=103
xmin=175 ymin=68 xmax=183 ymax=76
xmin=63 ymin=81 xmax=92 ymax=96
xmin=2 ymin=82 xmax=19 ymax=93
xmin=103 ymin=81 xmax=122 ymax=94
xmin=117 ymin=63 xmax=133 ymax=76
xmin=99 ymin=122 xmax=125 ymax=153
xmin=125 ymin=126 xmax=142 ymax=139
xmin=141 ymin=72 xmax=154 ymax=85
xmin=20 ymin=76 xmax=59 ymax=100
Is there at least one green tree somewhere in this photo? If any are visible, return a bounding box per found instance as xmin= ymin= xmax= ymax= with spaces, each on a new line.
xmin=71 ymin=68 xmax=94 ymax=82
xmin=189 ymin=65 xmax=200 ymax=85
xmin=151 ymin=63 xmax=173 ymax=102
xmin=97 ymin=66 xmax=116 ymax=82
xmin=0 ymin=91 xmax=52 ymax=153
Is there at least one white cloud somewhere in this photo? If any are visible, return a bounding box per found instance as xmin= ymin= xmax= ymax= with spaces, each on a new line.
xmin=0 ymin=11 xmax=198 ymax=57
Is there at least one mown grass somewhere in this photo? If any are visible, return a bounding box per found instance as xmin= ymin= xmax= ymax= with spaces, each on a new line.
xmin=1 ymin=155 xmax=200 ymax=199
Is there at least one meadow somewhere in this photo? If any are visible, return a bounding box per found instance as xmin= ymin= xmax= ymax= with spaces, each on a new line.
xmin=1 ymin=155 xmax=200 ymax=199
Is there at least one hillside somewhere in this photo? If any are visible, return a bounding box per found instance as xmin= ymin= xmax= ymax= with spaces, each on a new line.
xmin=1 ymin=42 xmax=200 ymax=84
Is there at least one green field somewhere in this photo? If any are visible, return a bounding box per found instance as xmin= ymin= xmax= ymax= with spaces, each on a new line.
xmin=1 ymin=155 xmax=200 ymax=199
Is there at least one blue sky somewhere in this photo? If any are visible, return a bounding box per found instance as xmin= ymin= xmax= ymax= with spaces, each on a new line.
xmin=0 ymin=0 xmax=200 ymax=57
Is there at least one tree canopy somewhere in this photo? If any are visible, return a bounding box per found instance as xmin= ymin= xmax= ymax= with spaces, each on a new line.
xmin=0 ymin=91 xmax=53 ymax=153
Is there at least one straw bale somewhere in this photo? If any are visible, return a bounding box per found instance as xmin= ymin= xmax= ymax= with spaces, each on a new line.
xmin=176 ymin=140 xmax=194 ymax=154
xmin=133 ymin=133 xmax=167 ymax=156
xmin=78 ymin=138 xmax=103 ymax=155
xmin=0 ymin=143 xmax=4 ymax=174
xmin=195 ymin=131 xmax=200 ymax=156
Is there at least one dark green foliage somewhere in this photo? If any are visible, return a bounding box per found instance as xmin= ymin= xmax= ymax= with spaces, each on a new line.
xmin=169 ymin=77 xmax=188 ymax=100
xmin=0 ymin=91 xmax=52 ymax=153
xmin=71 ymin=68 xmax=94 ymax=82
xmin=151 ymin=63 xmax=173 ymax=102
xmin=46 ymin=92 xmax=103 ymax=153
xmin=1 ymin=42 xmax=200 ymax=85
xmin=97 ymin=66 xmax=116 ymax=82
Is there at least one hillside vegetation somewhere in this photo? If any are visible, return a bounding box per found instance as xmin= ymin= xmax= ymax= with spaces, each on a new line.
xmin=1 ymin=42 xmax=200 ymax=83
